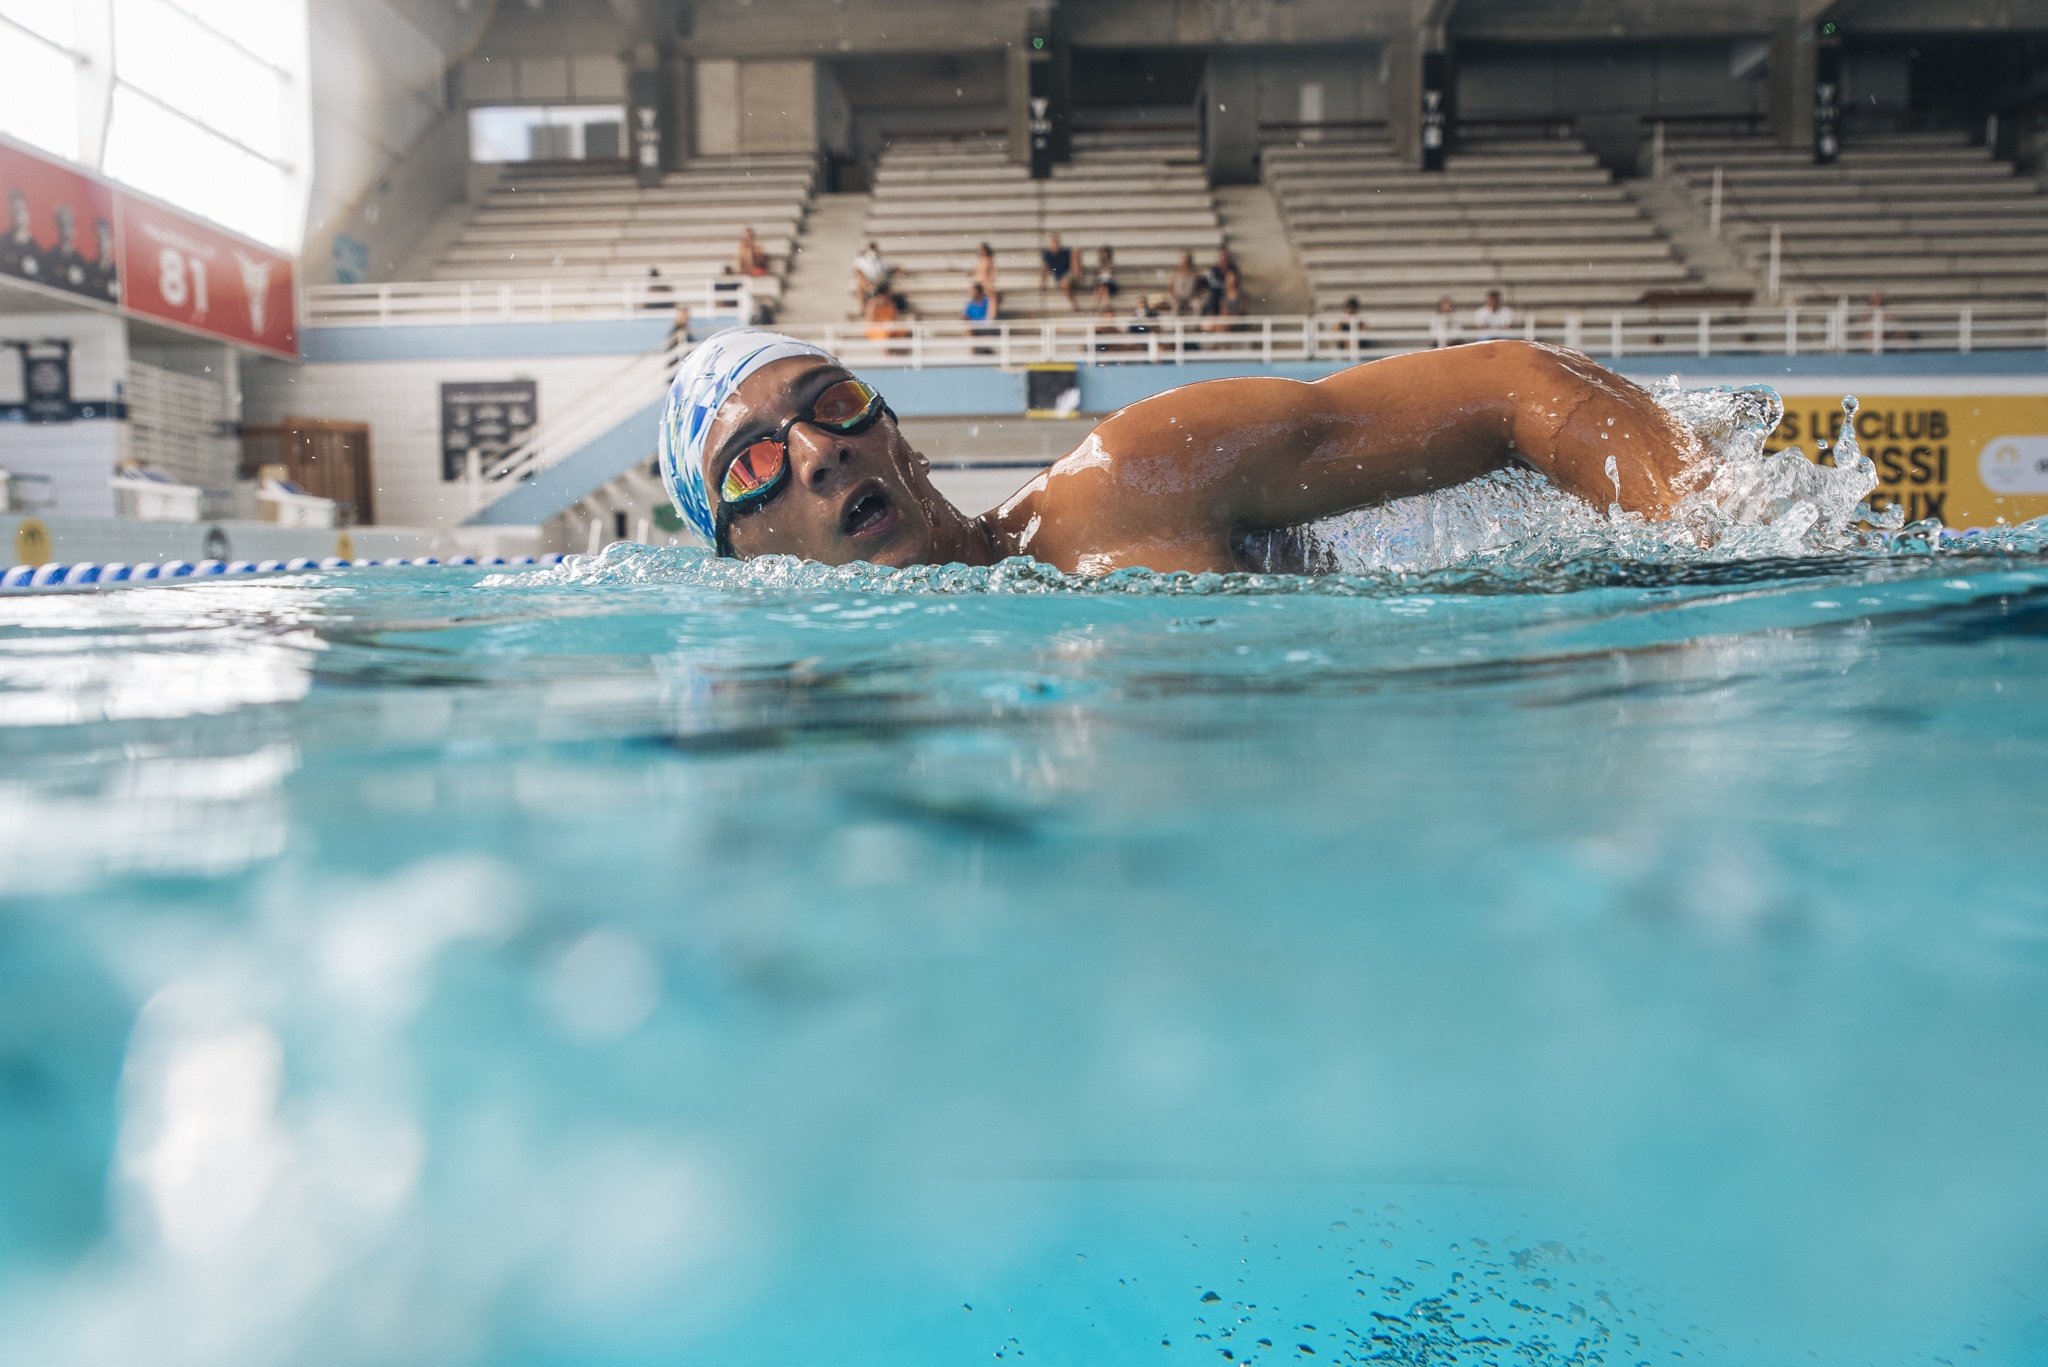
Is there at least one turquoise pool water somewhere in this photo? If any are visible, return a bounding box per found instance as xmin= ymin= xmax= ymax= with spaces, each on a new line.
xmin=1 ymin=530 xmax=2045 ymax=1365
xmin=2 ymin=382 xmax=2046 ymax=1363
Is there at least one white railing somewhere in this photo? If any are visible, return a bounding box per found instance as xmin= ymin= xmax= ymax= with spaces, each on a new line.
xmin=766 ymin=302 xmax=2048 ymax=368
xmin=306 ymin=280 xmax=2048 ymax=363
xmin=306 ymin=276 xmax=755 ymax=328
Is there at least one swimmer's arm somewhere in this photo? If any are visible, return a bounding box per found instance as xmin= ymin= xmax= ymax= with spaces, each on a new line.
xmin=1090 ymin=341 xmax=1699 ymax=535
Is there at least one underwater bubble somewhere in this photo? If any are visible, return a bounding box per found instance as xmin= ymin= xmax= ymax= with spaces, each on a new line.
xmin=540 ymin=929 xmax=662 ymax=1041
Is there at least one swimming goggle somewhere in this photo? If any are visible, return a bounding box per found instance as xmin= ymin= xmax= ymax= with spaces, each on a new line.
xmin=714 ymin=377 xmax=892 ymax=552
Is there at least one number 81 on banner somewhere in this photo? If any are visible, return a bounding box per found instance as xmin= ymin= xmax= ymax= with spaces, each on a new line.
xmin=117 ymin=196 xmax=297 ymax=356
xmin=157 ymin=247 xmax=210 ymax=319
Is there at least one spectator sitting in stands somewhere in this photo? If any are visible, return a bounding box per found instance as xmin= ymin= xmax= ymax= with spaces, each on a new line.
xmin=1203 ymin=272 xmax=1247 ymax=336
xmin=866 ymin=290 xmax=913 ymax=354
xmin=1472 ymin=289 xmax=1514 ymax=341
xmin=1337 ymin=296 xmax=1365 ymax=353
xmin=1430 ymin=295 xmax=1459 ymax=348
xmin=971 ymin=241 xmax=1000 ymax=308
xmin=734 ymin=227 xmax=772 ymax=277
xmin=864 ymin=289 xmax=898 ymax=333
xmin=963 ymin=281 xmax=994 ymax=325
xmin=1204 ymin=248 xmax=1238 ymax=303
xmin=1199 ymin=265 xmax=1242 ymax=320
xmin=1040 ymin=233 xmax=1077 ymax=310
xmin=964 ymin=281 xmax=997 ymax=354
xmin=1219 ymin=275 xmax=1246 ymax=321
xmin=1168 ymin=252 xmax=1202 ymax=316
xmin=853 ymin=240 xmax=893 ymax=308
xmin=1127 ymin=297 xmax=1161 ymax=349
xmin=1090 ymin=245 xmax=1118 ymax=311
xmin=644 ymin=265 xmax=675 ymax=311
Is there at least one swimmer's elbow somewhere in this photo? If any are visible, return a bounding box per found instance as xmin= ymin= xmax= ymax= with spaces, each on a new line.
xmin=1482 ymin=338 xmax=1568 ymax=388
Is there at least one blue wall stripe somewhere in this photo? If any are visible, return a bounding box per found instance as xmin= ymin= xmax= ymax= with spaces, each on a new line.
xmin=303 ymin=319 xmax=675 ymax=362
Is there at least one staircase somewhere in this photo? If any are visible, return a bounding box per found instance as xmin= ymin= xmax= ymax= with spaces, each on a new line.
xmin=463 ymin=333 xmax=682 ymax=529
xmin=1626 ymin=175 xmax=1767 ymax=297
xmin=776 ymin=192 xmax=873 ymax=324
xmin=1212 ymin=183 xmax=1310 ymax=315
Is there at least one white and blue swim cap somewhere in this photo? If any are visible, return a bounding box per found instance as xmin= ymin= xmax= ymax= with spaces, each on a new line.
xmin=658 ymin=327 xmax=837 ymax=547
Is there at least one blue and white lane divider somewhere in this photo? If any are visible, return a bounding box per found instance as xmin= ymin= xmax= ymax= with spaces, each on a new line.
xmin=0 ymin=554 xmax=568 ymax=591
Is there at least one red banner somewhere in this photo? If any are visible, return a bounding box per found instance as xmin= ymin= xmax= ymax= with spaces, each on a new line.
xmin=119 ymin=195 xmax=296 ymax=357
xmin=0 ymin=139 xmax=121 ymax=308
xmin=0 ymin=135 xmax=296 ymax=358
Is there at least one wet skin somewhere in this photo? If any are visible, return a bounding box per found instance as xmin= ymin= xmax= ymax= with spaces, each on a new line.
xmin=704 ymin=342 xmax=1704 ymax=575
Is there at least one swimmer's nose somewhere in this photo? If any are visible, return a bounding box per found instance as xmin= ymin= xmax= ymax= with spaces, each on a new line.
xmin=786 ymin=423 xmax=853 ymax=493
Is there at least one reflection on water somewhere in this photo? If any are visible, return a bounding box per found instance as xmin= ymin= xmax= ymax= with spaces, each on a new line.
xmin=1 ymin=507 xmax=2046 ymax=1362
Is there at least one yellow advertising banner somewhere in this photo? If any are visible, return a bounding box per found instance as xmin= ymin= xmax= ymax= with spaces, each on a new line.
xmin=1765 ymin=394 xmax=2048 ymax=529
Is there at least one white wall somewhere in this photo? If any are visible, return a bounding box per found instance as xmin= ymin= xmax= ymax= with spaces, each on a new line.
xmin=127 ymin=341 xmax=240 ymax=490
xmin=0 ymin=312 xmax=129 ymax=517
xmin=740 ymin=61 xmax=820 ymax=154
xmin=300 ymin=0 xmax=495 ymax=284
xmin=241 ymin=351 xmax=640 ymax=532
xmin=696 ymin=60 xmax=743 ymax=156
xmin=1252 ymin=48 xmax=1387 ymax=129
xmin=1456 ymin=41 xmax=1770 ymax=120
xmin=697 ymin=59 xmax=821 ymax=156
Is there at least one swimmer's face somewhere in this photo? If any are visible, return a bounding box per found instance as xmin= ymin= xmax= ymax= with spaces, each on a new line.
xmin=703 ymin=356 xmax=950 ymax=568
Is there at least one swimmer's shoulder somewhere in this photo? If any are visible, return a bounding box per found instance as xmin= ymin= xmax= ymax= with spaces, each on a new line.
xmin=973 ymin=435 xmax=1240 ymax=575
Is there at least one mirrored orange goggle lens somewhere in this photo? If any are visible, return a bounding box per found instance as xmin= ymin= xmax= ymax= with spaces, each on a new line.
xmin=721 ymin=441 xmax=786 ymax=504
xmin=811 ymin=379 xmax=881 ymax=428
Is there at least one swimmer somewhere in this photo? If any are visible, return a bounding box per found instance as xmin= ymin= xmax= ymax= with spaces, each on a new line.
xmin=659 ymin=328 xmax=1704 ymax=575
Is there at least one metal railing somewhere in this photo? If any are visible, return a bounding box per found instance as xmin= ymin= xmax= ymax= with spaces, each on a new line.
xmin=306 ymin=276 xmax=756 ymax=328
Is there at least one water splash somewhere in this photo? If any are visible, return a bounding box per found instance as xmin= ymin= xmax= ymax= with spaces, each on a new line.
xmin=501 ymin=385 xmax=2046 ymax=597
xmin=1304 ymin=384 xmax=1903 ymax=573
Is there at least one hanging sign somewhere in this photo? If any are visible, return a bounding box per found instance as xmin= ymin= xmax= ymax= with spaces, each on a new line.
xmin=1813 ymin=45 xmax=1842 ymax=165
xmin=441 ymin=380 xmax=538 ymax=481
xmin=630 ymin=69 xmax=663 ymax=188
xmin=0 ymin=133 xmax=296 ymax=357
xmin=1028 ymin=61 xmax=1054 ymax=181
xmin=1421 ymin=52 xmax=1449 ymax=172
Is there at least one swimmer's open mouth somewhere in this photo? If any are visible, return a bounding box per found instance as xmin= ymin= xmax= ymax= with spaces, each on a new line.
xmin=841 ymin=484 xmax=897 ymax=538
